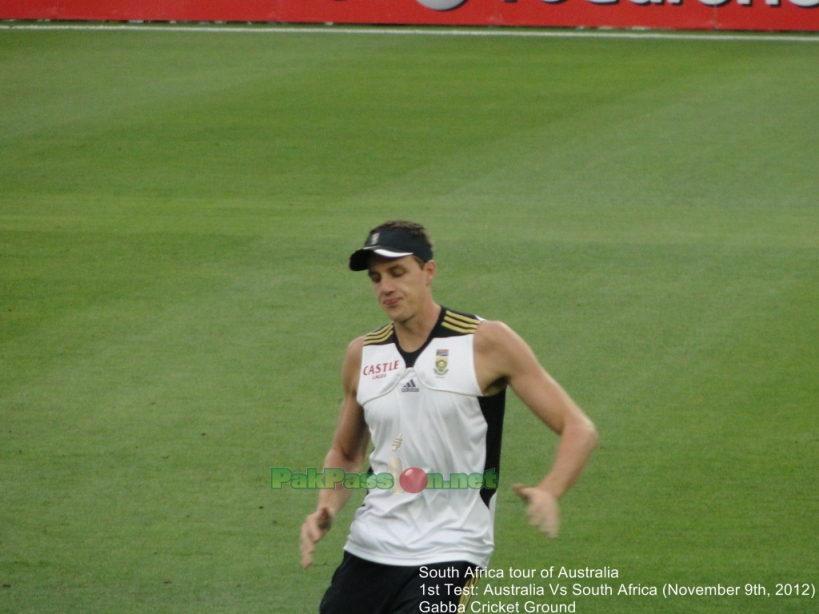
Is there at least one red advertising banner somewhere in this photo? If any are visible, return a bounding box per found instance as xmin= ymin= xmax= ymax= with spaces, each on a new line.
xmin=1 ymin=0 xmax=817 ymax=31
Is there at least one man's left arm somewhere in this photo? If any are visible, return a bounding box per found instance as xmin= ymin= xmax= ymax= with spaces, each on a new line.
xmin=475 ymin=321 xmax=598 ymax=537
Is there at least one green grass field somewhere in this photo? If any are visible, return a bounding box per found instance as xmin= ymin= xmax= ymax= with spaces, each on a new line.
xmin=1 ymin=25 xmax=817 ymax=614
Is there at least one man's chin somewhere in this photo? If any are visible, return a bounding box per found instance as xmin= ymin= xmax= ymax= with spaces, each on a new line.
xmin=382 ymin=305 xmax=411 ymax=324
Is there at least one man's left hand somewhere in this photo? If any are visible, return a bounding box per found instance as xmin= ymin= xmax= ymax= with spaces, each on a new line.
xmin=513 ymin=484 xmax=560 ymax=538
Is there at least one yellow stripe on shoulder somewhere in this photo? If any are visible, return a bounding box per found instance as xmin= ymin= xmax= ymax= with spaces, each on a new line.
xmin=441 ymin=320 xmax=478 ymax=334
xmin=444 ymin=312 xmax=479 ymax=328
xmin=365 ymin=325 xmax=393 ymax=341
xmin=443 ymin=314 xmax=478 ymax=327
xmin=444 ymin=310 xmax=481 ymax=325
xmin=363 ymin=323 xmax=394 ymax=345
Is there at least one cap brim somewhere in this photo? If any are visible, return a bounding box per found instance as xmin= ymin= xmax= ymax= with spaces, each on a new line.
xmin=372 ymin=248 xmax=413 ymax=259
xmin=349 ymin=247 xmax=413 ymax=271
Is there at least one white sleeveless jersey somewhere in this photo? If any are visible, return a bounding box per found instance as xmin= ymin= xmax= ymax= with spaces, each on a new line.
xmin=344 ymin=308 xmax=506 ymax=568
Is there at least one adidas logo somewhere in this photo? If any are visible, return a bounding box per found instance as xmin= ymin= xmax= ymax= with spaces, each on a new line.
xmin=401 ymin=379 xmax=420 ymax=393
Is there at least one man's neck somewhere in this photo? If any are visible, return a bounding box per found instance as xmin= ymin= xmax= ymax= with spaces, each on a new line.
xmin=393 ymin=302 xmax=442 ymax=353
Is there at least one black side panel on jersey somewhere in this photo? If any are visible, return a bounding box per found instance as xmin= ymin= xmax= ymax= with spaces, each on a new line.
xmin=478 ymin=389 xmax=506 ymax=507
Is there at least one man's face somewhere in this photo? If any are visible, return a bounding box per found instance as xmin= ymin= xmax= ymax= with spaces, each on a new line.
xmin=367 ymin=255 xmax=435 ymax=323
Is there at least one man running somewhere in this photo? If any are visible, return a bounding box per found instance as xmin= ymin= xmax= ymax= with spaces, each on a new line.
xmin=301 ymin=220 xmax=598 ymax=613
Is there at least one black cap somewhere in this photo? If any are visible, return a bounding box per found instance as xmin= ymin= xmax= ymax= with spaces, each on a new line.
xmin=349 ymin=227 xmax=434 ymax=271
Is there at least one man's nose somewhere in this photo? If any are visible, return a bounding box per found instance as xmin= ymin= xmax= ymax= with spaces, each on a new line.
xmin=379 ymin=277 xmax=396 ymax=293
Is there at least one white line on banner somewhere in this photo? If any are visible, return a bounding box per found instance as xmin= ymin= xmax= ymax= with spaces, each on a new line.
xmin=1 ymin=23 xmax=818 ymax=42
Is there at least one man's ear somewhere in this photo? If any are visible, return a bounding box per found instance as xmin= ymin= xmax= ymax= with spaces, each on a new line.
xmin=424 ymin=260 xmax=437 ymax=285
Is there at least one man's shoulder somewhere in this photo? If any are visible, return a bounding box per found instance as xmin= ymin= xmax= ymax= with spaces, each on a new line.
xmin=435 ymin=308 xmax=513 ymax=344
xmin=359 ymin=322 xmax=395 ymax=347
xmin=434 ymin=307 xmax=481 ymax=337
xmin=473 ymin=319 xmax=518 ymax=353
xmin=343 ymin=323 xmax=395 ymax=361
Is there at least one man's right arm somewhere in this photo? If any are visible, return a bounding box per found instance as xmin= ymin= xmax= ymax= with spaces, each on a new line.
xmin=300 ymin=337 xmax=369 ymax=569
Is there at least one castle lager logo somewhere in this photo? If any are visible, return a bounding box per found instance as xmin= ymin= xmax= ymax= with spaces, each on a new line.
xmin=363 ymin=360 xmax=401 ymax=379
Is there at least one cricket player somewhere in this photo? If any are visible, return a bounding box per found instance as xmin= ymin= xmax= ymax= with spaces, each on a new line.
xmin=301 ymin=221 xmax=597 ymax=613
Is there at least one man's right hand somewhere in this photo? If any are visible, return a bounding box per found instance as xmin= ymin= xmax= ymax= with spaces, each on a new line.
xmin=300 ymin=506 xmax=334 ymax=569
